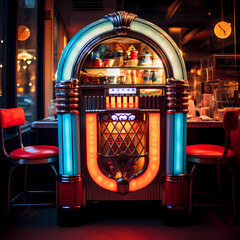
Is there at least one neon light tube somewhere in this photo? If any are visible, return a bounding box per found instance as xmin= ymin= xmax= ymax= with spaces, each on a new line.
xmin=130 ymin=19 xmax=186 ymax=80
xmin=58 ymin=115 xmax=63 ymax=175
xmin=72 ymin=115 xmax=81 ymax=175
xmin=166 ymin=113 xmax=174 ymax=175
xmin=62 ymin=114 xmax=73 ymax=175
xmin=57 ymin=20 xmax=113 ymax=81
xmin=174 ymin=113 xmax=184 ymax=174
xmin=86 ymin=113 xmax=117 ymax=192
xmin=183 ymin=113 xmax=187 ymax=173
xmin=129 ymin=113 xmax=160 ymax=191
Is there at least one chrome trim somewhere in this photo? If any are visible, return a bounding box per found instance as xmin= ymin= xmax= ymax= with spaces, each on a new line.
xmin=104 ymin=11 xmax=137 ymax=36
xmin=58 ymin=174 xmax=82 ymax=183
xmin=55 ymin=78 xmax=80 ymax=114
xmin=165 ymin=173 xmax=188 ymax=182
xmin=60 ymin=205 xmax=81 ymax=209
xmin=166 ymin=78 xmax=189 ymax=113
xmin=166 ymin=205 xmax=187 ymax=210
xmin=9 ymin=157 xmax=57 ymax=165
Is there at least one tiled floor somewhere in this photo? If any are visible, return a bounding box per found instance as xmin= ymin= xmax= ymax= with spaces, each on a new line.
xmin=1 ymin=204 xmax=240 ymax=240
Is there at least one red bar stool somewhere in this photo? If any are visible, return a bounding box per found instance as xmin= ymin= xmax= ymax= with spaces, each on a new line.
xmin=0 ymin=108 xmax=59 ymax=215
xmin=187 ymin=109 xmax=239 ymax=224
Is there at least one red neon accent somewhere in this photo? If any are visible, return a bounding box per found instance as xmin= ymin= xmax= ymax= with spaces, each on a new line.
xmin=129 ymin=113 xmax=160 ymax=191
xmin=58 ymin=181 xmax=83 ymax=206
xmin=187 ymin=144 xmax=234 ymax=159
xmin=9 ymin=145 xmax=59 ymax=159
xmin=106 ymin=96 xmax=110 ymax=108
xmin=165 ymin=180 xmax=187 ymax=207
xmin=86 ymin=113 xmax=160 ymax=193
xmin=86 ymin=113 xmax=117 ymax=192
xmin=111 ymin=96 xmax=116 ymax=108
xmin=0 ymin=108 xmax=25 ymax=129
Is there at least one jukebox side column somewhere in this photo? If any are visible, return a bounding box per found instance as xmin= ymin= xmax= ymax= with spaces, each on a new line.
xmin=164 ymin=78 xmax=188 ymax=225
xmin=55 ymin=79 xmax=83 ymax=226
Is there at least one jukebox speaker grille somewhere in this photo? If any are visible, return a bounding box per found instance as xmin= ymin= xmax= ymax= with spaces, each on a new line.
xmin=98 ymin=113 xmax=148 ymax=180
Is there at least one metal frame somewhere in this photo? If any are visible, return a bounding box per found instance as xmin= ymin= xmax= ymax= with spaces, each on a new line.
xmin=188 ymin=110 xmax=239 ymax=224
xmin=97 ymin=112 xmax=148 ymax=183
xmin=1 ymin=127 xmax=57 ymax=216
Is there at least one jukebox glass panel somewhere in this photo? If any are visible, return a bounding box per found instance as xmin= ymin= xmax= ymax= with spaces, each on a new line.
xmin=81 ymin=37 xmax=165 ymax=85
xmin=98 ymin=112 xmax=147 ymax=181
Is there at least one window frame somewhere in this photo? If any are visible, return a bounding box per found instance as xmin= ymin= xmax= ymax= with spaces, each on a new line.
xmin=1 ymin=0 xmax=44 ymax=135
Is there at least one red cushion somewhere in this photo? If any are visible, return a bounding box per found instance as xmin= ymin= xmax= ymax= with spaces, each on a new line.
xmin=0 ymin=108 xmax=25 ymax=129
xmin=9 ymin=145 xmax=59 ymax=160
xmin=187 ymin=144 xmax=234 ymax=159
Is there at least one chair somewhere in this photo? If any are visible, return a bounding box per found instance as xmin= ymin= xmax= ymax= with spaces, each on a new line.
xmin=187 ymin=109 xmax=239 ymax=224
xmin=0 ymin=108 xmax=58 ymax=215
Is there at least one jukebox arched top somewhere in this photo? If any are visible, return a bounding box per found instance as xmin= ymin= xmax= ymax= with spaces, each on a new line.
xmin=56 ymin=11 xmax=187 ymax=82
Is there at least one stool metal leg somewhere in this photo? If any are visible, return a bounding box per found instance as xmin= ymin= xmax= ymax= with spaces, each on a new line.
xmin=217 ymin=164 xmax=220 ymax=193
xmin=50 ymin=164 xmax=58 ymax=208
xmin=24 ymin=165 xmax=28 ymax=204
xmin=189 ymin=164 xmax=198 ymax=217
xmin=225 ymin=165 xmax=237 ymax=225
xmin=7 ymin=163 xmax=58 ymax=216
xmin=7 ymin=165 xmax=19 ymax=216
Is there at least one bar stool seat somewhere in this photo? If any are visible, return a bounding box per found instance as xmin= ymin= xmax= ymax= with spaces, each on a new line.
xmin=0 ymin=108 xmax=59 ymax=215
xmin=187 ymin=144 xmax=234 ymax=164
xmin=9 ymin=145 xmax=58 ymax=163
xmin=187 ymin=110 xmax=239 ymax=224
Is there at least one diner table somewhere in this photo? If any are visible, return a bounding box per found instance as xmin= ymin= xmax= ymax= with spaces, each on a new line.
xmin=31 ymin=116 xmax=225 ymax=146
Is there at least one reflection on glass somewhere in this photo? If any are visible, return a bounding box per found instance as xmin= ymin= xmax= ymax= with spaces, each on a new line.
xmin=17 ymin=0 xmax=37 ymax=128
xmin=0 ymin=0 xmax=3 ymax=107
xmin=80 ymin=37 xmax=165 ymax=85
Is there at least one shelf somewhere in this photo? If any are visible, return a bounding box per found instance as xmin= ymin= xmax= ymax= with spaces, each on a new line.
xmin=84 ymin=66 xmax=163 ymax=70
xmin=83 ymin=66 xmax=164 ymax=76
xmin=79 ymin=84 xmax=166 ymax=89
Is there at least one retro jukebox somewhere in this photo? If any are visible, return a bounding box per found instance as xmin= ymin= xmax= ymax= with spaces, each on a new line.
xmin=55 ymin=11 xmax=188 ymax=226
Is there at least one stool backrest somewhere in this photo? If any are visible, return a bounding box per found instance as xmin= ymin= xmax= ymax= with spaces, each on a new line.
xmin=0 ymin=108 xmax=25 ymax=129
xmin=0 ymin=108 xmax=25 ymax=158
xmin=223 ymin=110 xmax=239 ymax=131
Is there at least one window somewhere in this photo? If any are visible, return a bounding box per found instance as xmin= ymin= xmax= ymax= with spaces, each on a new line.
xmin=0 ymin=0 xmax=3 ymax=108
xmin=53 ymin=10 xmax=68 ymax=83
xmin=17 ymin=0 xmax=37 ymax=127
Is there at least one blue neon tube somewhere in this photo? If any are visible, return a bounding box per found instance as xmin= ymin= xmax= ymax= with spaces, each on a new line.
xmin=174 ymin=113 xmax=184 ymax=175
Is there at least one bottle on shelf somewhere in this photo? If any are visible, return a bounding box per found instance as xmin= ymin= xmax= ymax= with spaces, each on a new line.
xmin=139 ymin=51 xmax=152 ymax=66
xmin=113 ymin=50 xmax=124 ymax=67
xmin=143 ymin=70 xmax=152 ymax=84
xmin=152 ymin=70 xmax=158 ymax=83
xmin=136 ymin=70 xmax=143 ymax=84
xmin=125 ymin=70 xmax=131 ymax=84
xmin=125 ymin=45 xmax=139 ymax=66
xmin=131 ymin=70 xmax=137 ymax=84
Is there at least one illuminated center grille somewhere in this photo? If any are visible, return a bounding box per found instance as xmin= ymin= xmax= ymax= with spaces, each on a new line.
xmin=99 ymin=113 xmax=146 ymax=155
xmin=98 ymin=113 xmax=148 ymax=180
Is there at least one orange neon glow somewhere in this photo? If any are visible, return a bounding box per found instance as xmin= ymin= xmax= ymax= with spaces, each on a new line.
xmin=129 ymin=113 xmax=160 ymax=191
xmin=111 ymin=96 xmax=115 ymax=108
xmin=86 ymin=113 xmax=160 ymax=193
xmin=86 ymin=113 xmax=117 ymax=192
xmin=106 ymin=96 xmax=109 ymax=108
